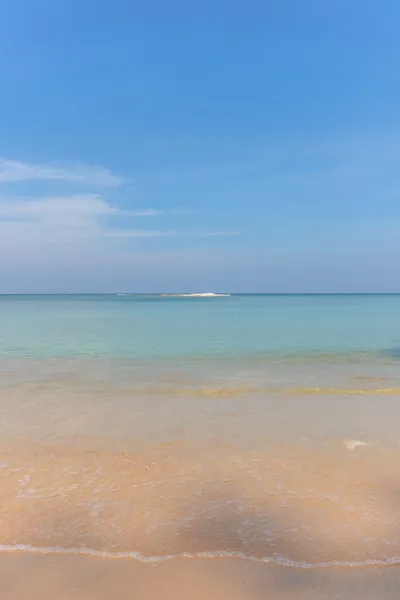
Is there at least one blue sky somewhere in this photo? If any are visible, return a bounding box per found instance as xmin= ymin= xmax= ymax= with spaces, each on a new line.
xmin=0 ymin=0 xmax=399 ymax=292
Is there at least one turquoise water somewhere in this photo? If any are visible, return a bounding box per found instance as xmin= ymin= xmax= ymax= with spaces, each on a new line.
xmin=1 ymin=292 xmax=400 ymax=445
xmin=1 ymin=293 xmax=400 ymax=358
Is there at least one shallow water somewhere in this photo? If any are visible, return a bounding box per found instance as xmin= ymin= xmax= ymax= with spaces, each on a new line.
xmin=0 ymin=294 xmax=400 ymax=567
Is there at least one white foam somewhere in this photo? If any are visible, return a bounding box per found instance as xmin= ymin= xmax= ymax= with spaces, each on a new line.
xmin=344 ymin=440 xmax=369 ymax=450
xmin=1 ymin=543 xmax=399 ymax=570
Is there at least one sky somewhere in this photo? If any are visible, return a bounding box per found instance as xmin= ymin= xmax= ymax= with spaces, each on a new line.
xmin=0 ymin=0 xmax=400 ymax=293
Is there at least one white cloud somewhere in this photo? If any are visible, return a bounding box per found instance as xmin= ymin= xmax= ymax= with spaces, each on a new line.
xmin=0 ymin=194 xmax=174 ymax=251
xmin=0 ymin=193 xmax=240 ymax=282
xmin=0 ymin=158 xmax=124 ymax=187
xmin=0 ymin=195 xmax=238 ymax=238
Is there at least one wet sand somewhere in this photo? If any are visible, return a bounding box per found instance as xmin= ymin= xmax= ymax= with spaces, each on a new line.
xmin=2 ymin=553 xmax=400 ymax=600
xmin=2 ymin=438 xmax=400 ymax=564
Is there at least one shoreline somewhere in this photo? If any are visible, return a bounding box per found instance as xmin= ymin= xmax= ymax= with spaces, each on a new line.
xmin=2 ymin=544 xmax=400 ymax=570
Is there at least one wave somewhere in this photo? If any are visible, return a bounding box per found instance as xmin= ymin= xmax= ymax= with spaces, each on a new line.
xmin=1 ymin=543 xmax=400 ymax=570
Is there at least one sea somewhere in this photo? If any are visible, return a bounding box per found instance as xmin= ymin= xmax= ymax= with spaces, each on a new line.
xmin=1 ymin=293 xmax=400 ymax=567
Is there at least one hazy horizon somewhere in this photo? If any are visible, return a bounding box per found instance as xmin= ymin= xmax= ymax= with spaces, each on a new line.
xmin=2 ymin=292 xmax=400 ymax=296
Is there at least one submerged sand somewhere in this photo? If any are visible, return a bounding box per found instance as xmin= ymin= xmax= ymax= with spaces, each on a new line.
xmin=2 ymin=553 xmax=400 ymax=600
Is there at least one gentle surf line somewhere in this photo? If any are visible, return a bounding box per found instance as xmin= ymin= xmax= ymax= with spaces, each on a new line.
xmin=1 ymin=544 xmax=400 ymax=570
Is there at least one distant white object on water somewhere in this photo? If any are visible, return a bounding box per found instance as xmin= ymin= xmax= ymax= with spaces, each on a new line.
xmin=181 ymin=292 xmax=230 ymax=297
xmin=161 ymin=292 xmax=230 ymax=297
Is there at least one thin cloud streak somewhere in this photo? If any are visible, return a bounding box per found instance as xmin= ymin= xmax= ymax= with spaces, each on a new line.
xmin=123 ymin=208 xmax=163 ymax=216
xmin=0 ymin=158 xmax=125 ymax=187
xmin=122 ymin=209 xmax=194 ymax=216
xmin=0 ymin=194 xmax=115 ymax=218
xmin=192 ymin=230 xmax=241 ymax=237
xmin=0 ymin=200 xmax=182 ymax=220
xmin=105 ymin=229 xmax=178 ymax=238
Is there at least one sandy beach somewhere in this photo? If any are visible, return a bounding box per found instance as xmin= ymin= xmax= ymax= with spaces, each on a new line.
xmin=2 ymin=553 xmax=400 ymax=600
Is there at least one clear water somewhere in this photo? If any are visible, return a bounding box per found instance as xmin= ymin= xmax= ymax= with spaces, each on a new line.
xmin=1 ymin=294 xmax=400 ymax=567
xmin=1 ymin=293 xmax=400 ymax=358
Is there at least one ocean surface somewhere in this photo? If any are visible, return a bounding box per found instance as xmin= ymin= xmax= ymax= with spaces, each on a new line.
xmin=1 ymin=294 xmax=400 ymax=567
